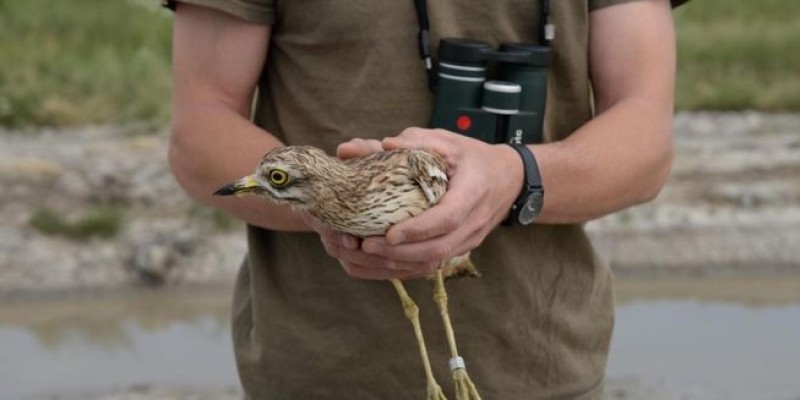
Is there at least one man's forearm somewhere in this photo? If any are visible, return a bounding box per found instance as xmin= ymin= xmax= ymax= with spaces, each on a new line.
xmin=531 ymin=0 xmax=676 ymax=225
xmin=531 ymin=97 xmax=673 ymax=224
xmin=169 ymin=102 xmax=312 ymax=231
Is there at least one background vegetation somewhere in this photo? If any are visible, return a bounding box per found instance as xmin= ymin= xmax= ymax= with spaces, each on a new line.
xmin=0 ymin=0 xmax=797 ymax=128
xmin=674 ymin=0 xmax=800 ymax=110
xmin=0 ymin=0 xmax=172 ymax=127
xmin=30 ymin=205 xmax=125 ymax=240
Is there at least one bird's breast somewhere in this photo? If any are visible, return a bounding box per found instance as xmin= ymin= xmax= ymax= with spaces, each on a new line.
xmin=311 ymin=180 xmax=430 ymax=237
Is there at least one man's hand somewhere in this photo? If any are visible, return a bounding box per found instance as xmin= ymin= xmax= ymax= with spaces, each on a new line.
xmin=336 ymin=137 xmax=383 ymax=160
xmin=358 ymin=128 xmax=524 ymax=265
xmin=307 ymin=138 xmax=441 ymax=280
xmin=304 ymin=212 xmax=436 ymax=280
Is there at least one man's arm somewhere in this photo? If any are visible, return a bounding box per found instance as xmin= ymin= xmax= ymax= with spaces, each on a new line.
xmin=356 ymin=0 xmax=676 ymax=268
xmin=170 ymin=4 xmax=310 ymax=231
xmin=531 ymin=0 xmax=676 ymax=223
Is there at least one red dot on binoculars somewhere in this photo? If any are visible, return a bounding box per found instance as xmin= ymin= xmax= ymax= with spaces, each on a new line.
xmin=457 ymin=115 xmax=472 ymax=131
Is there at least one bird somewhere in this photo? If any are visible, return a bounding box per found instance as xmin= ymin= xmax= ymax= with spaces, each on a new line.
xmin=214 ymin=145 xmax=482 ymax=400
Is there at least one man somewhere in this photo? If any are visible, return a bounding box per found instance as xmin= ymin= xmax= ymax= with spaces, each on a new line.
xmin=165 ymin=0 xmax=684 ymax=398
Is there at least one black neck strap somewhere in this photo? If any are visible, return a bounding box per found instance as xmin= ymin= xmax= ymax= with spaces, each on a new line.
xmin=412 ymin=0 xmax=435 ymax=91
xmin=412 ymin=0 xmax=553 ymax=92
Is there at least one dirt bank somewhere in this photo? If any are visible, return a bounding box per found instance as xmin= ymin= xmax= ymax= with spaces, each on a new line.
xmin=587 ymin=112 xmax=800 ymax=278
xmin=0 ymin=125 xmax=244 ymax=299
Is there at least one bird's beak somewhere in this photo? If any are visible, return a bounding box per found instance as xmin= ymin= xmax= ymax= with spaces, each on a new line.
xmin=213 ymin=175 xmax=261 ymax=196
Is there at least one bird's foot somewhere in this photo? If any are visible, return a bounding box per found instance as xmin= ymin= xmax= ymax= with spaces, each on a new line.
xmin=426 ymin=380 xmax=448 ymax=400
xmin=451 ymin=367 xmax=481 ymax=400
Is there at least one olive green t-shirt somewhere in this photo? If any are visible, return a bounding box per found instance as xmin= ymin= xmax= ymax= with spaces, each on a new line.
xmin=167 ymin=0 xmax=684 ymax=398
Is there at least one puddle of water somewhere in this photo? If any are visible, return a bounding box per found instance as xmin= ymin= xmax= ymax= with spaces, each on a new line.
xmin=608 ymin=300 xmax=800 ymax=399
xmin=0 ymin=289 xmax=237 ymax=400
xmin=1 ymin=281 xmax=799 ymax=399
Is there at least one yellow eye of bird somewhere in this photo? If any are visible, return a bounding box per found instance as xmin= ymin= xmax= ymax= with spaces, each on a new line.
xmin=268 ymin=169 xmax=289 ymax=187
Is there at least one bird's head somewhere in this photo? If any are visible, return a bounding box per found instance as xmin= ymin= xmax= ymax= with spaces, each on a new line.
xmin=213 ymin=146 xmax=336 ymax=208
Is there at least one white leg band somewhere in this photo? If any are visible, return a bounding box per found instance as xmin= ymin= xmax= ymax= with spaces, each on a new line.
xmin=449 ymin=356 xmax=466 ymax=371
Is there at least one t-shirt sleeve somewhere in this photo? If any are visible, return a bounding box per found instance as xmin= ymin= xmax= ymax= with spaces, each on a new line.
xmin=589 ymin=0 xmax=690 ymax=12
xmin=162 ymin=0 xmax=275 ymax=24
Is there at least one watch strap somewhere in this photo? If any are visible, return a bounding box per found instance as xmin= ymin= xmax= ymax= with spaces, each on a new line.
xmin=502 ymin=144 xmax=543 ymax=226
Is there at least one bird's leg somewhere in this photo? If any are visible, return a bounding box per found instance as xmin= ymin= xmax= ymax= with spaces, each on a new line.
xmin=390 ymin=279 xmax=447 ymax=400
xmin=433 ymin=270 xmax=482 ymax=400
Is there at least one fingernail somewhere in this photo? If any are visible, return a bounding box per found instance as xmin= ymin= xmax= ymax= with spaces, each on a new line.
xmin=381 ymin=138 xmax=396 ymax=150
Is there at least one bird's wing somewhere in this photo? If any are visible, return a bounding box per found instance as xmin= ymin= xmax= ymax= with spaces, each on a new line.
xmin=406 ymin=150 xmax=448 ymax=206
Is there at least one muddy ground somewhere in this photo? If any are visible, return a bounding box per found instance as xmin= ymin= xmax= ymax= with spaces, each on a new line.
xmin=587 ymin=112 xmax=800 ymax=278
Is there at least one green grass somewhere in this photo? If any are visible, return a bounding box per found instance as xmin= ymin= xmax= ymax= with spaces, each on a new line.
xmin=0 ymin=0 xmax=172 ymax=127
xmin=0 ymin=0 xmax=797 ymax=129
xmin=30 ymin=205 xmax=125 ymax=240
xmin=674 ymin=0 xmax=800 ymax=110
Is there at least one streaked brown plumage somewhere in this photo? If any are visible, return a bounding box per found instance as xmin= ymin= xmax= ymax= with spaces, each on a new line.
xmin=215 ymin=145 xmax=482 ymax=400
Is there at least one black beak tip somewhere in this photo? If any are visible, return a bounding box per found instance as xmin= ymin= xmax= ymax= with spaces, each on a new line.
xmin=213 ymin=183 xmax=237 ymax=196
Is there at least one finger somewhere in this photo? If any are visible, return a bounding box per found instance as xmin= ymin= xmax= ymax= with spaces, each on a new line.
xmin=300 ymin=212 xmax=329 ymax=233
xmin=362 ymin=233 xmax=454 ymax=263
xmin=320 ymin=234 xmax=342 ymax=259
xmin=322 ymin=237 xmax=433 ymax=272
xmin=315 ymin=225 xmax=360 ymax=251
xmin=320 ymin=238 xmax=383 ymax=266
xmin=304 ymin=212 xmax=360 ymax=251
xmin=384 ymin=172 xmax=478 ymax=245
xmin=381 ymin=130 xmax=472 ymax=176
xmin=362 ymin=208 xmax=489 ymax=263
xmin=327 ymin=231 xmax=360 ymax=250
xmin=363 ymin=226 xmax=484 ymax=265
xmin=382 ymin=131 xmax=455 ymax=159
xmin=337 ymin=138 xmax=383 ymax=159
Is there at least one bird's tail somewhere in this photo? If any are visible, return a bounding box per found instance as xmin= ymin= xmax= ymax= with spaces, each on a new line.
xmin=440 ymin=253 xmax=480 ymax=280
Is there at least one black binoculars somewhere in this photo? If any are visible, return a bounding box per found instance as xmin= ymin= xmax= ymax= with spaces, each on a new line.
xmin=429 ymin=38 xmax=550 ymax=145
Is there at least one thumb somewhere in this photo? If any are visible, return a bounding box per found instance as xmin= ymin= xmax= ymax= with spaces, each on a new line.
xmin=337 ymin=138 xmax=383 ymax=159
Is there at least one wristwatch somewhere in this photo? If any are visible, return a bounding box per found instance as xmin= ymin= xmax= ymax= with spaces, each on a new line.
xmin=503 ymin=144 xmax=545 ymax=226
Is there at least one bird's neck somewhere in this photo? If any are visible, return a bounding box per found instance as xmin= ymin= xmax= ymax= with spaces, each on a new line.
xmin=306 ymin=161 xmax=367 ymax=224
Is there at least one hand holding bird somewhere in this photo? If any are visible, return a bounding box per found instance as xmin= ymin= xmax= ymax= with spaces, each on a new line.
xmin=345 ymin=128 xmax=524 ymax=266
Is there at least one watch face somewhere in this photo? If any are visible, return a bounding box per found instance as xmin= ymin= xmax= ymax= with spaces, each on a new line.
xmin=518 ymin=193 xmax=543 ymax=225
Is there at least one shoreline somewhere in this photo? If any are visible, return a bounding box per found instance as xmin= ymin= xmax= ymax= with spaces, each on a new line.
xmin=4 ymin=274 xmax=800 ymax=310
